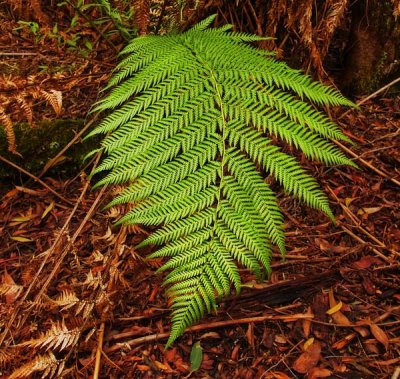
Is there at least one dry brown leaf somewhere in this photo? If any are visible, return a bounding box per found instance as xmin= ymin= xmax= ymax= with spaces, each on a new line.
xmin=303 ymin=306 xmax=313 ymax=338
xmin=331 ymin=311 xmax=352 ymax=326
xmin=369 ymin=323 xmax=389 ymax=350
xmin=9 ymin=352 xmax=58 ymax=379
xmin=308 ymin=366 xmax=332 ymax=379
xmin=164 ymin=347 xmax=177 ymax=362
xmin=293 ymin=340 xmax=322 ymax=373
xmin=246 ymin=322 xmax=255 ymax=349
xmin=0 ymin=104 xmax=20 ymax=156
xmin=136 ymin=364 xmax=151 ymax=371
xmin=270 ymin=372 xmax=292 ymax=379
xmin=154 ymin=360 xmax=170 ymax=371
xmin=353 ymin=255 xmax=382 ymax=269
xmin=1 ymin=272 xmax=23 ymax=303
xmin=332 ymin=333 xmax=356 ymax=350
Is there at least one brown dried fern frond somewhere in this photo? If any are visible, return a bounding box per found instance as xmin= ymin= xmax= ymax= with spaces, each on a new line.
xmin=16 ymin=319 xmax=80 ymax=351
xmin=0 ymin=104 xmax=20 ymax=156
xmin=393 ymin=0 xmax=400 ymax=17
xmin=9 ymin=352 xmax=60 ymax=379
xmin=318 ymin=0 xmax=349 ymax=59
xmin=48 ymin=290 xmax=80 ymax=310
xmin=134 ymin=0 xmax=150 ymax=35
xmin=82 ymin=270 xmax=103 ymax=290
xmin=0 ymin=85 xmax=63 ymax=153
xmin=0 ymin=283 xmax=24 ymax=300
xmin=16 ymin=94 xmax=33 ymax=126
xmin=48 ymin=289 xmax=95 ymax=319
xmin=36 ymin=89 xmax=63 ymax=116
xmin=0 ymin=348 xmax=14 ymax=367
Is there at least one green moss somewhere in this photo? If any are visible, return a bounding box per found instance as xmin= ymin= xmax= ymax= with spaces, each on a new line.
xmin=0 ymin=119 xmax=101 ymax=179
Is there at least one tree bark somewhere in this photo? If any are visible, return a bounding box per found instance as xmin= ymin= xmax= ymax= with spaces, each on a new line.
xmin=342 ymin=0 xmax=400 ymax=96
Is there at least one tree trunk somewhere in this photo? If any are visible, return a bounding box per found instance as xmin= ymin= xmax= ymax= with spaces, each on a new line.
xmin=342 ymin=0 xmax=400 ymax=96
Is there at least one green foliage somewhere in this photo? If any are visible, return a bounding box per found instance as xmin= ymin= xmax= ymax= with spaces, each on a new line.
xmin=87 ymin=15 xmax=356 ymax=347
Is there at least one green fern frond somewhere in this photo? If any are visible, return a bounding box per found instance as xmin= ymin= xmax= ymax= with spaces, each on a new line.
xmin=88 ymin=17 xmax=356 ymax=348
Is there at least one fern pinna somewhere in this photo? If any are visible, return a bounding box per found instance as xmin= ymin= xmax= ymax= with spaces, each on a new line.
xmin=87 ymin=15 xmax=356 ymax=347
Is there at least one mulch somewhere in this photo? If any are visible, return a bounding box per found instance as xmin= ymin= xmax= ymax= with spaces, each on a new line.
xmin=0 ymin=6 xmax=399 ymax=379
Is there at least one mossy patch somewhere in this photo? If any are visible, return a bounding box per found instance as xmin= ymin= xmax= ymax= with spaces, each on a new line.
xmin=0 ymin=119 xmax=101 ymax=179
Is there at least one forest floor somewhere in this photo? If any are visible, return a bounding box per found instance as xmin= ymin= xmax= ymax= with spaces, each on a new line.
xmin=1 ymin=6 xmax=400 ymax=379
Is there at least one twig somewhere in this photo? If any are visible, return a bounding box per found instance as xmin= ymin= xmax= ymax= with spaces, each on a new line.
xmin=339 ymin=223 xmax=391 ymax=263
xmin=106 ymin=313 xmax=314 ymax=352
xmin=93 ymin=322 xmax=105 ymax=379
xmin=339 ymin=76 xmax=400 ymax=120
xmin=327 ymin=185 xmax=399 ymax=260
xmin=0 ymin=52 xmax=38 ymax=56
xmin=333 ymin=140 xmax=400 ymax=187
xmin=0 ymin=155 xmax=75 ymax=206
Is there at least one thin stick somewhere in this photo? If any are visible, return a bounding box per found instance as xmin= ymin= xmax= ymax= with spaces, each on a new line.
xmin=0 ymin=52 xmax=38 ymax=56
xmin=327 ymin=186 xmax=399 ymax=259
xmin=339 ymin=224 xmax=391 ymax=263
xmin=339 ymin=76 xmax=400 ymax=120
xmin=106 ymin=313 xmax=314 ymax=352
xmin=333 ymin=140 xmax=400 ymax=187
xmin=0 ymin=155 xmax=75 ymax=206
xmin=93 ymin=322 xmax=105 ymax=379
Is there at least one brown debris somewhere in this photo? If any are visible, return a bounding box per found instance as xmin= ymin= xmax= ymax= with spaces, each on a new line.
xmin=0 ymin=2 xmax=399 ymax=378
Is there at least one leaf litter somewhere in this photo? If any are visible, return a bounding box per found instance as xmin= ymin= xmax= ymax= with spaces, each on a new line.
xmin=0 ymin=8 xmax=399 ymax=376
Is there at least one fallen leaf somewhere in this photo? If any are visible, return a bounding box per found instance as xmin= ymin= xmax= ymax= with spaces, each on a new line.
xmin=10 ymin=236 xmax=33 ymax=243
xmin=362 ymin=276 xmax=376 ymax=295
xmin=304 ymin=337 xmax=314 ymax=351
xmin=10 ymin=216 xmax=32 ymax=223
xmin=308 ymin=366 xmax=332 ymax=379
xmin=270 ymin=372 xmax=292 ymax=379
xmin=326 ymin=301 xmax=343 ymax=315
xmin=246 ymin=323 xmax=255 ymax=349
xmin=136 ymin=364 xmax=150 ymax=371
xmin=190 ymin=341 xmax=203 ymax=372
xmin=353 ymin=255 xmax=382 ymax=269
xmin=41 ymin=201 xmax=55 ymax=219
xmin=358 ymin=207 xmax=382 ymax=215
xmin=199 ymin=332 xmax=220 ymax=339
xmin=369 ymin=323 xmax=389 ymax=350
xmin=2 ymin=272 xmax=23 ymax=304
xmin=345 ymin=197 xmax=356 ymax=206
xmin=302 ymin=306 xmax=313 ymax=338
xmin=3 ymin=188 xmax=18 ymax=199
xmin=293 ymin=340 xmax=322 ymax=373
xmin=332 ymin=333 xmax=356 ymax=350
xmin=314 ymin=238 xmax=331 ymax=252
xmin=154 ymin=360 xmax=170 ymax=371
xmin=164 ymin=347 xmax=177 ymax=362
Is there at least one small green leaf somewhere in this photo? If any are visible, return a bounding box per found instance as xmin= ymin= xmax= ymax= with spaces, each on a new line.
xmin=190 ymin=341 xmax=203 ymax=372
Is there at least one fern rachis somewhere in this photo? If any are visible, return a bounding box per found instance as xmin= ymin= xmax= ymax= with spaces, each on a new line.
xmin=87 ymin=15 xmax=356 ymax=347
